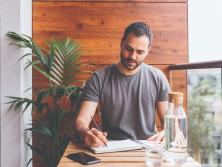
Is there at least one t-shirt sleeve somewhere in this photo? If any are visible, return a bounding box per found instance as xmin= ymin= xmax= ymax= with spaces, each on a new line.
xmin=157 ymin=71 xmax=171 ymax=101
xmin=81 ymin=72 xmax=101 ymax=102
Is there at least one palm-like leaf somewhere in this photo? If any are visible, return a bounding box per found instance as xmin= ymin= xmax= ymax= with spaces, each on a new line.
xmin=6 ymin=32 xmax=52 ymax=78
xmin=6 ymin=96 xmax=34 ymax=113
xmin=25 ymin=109 xmax=70 ymax=167
xmin=6 ymin=32 xmax=88 ymax=167
xmin=6 ymin=32 xmax=84 ymax=87
xmin=48 ymin=38 xmax=82 ymax=86
xmin=6 ymin=32 xmax=84 ymax=112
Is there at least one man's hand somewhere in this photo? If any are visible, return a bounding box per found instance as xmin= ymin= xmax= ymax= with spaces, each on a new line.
xmin=147 ymin=130 xmax=164 ymax=142
xmin=81 ymin=128 xmax=108 ymax=147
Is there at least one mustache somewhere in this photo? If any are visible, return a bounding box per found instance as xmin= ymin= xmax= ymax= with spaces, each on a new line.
xmin=126 ymin=58 xmax=137 ymax=63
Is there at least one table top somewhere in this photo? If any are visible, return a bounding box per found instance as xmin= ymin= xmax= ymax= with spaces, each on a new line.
xmin=57 ymin=142 xmax=202 ymax=167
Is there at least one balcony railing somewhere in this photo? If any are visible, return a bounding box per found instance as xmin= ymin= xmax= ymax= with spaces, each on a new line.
xmin=168 ymin=60 xmax=222 ymax=167
xmin=169 ymin=60 xmax=222 ymax=70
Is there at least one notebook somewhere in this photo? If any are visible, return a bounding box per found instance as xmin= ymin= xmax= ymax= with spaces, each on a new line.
xmin=90 ymin=139 xmax=159 ymax=154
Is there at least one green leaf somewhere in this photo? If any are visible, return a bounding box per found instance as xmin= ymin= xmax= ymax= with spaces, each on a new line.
xmin=26 ymin=158 xmax=33 ymax=167
xmin=6 ymin=96 xmax=34 ymax=112
xmin=48 ymin=45 xmax=55 ymax=71
xmin=6 ymin=32 xmax=92 ymax=167
xmin=32 ymin=64 xmax=49 ymax=78
xmin=24 ymin=60 xmax=40 ymax=71
xmin=35 ymin=90 xmax=47 ymax=105
xmin=18 ymin=53 xmax=33 ymax=61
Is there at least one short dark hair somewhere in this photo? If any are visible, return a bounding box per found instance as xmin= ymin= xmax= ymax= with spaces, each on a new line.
xmin=122 ymin=22 xmax=153 ymax=46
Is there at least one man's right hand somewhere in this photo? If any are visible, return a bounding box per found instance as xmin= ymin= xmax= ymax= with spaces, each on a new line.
xmin=81 ymin=128 xmax=108 ymax=147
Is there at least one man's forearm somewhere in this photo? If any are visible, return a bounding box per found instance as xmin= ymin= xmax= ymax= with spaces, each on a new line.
xmin=156 ymin=101 xmax=168 ymax=130
xmin=160 ymin=117 xmax=164 ymax=130
xmin=74 ymin=119 xmax=90 ymax=135
xmin=74 ymin=100 xmax=98 ymax=135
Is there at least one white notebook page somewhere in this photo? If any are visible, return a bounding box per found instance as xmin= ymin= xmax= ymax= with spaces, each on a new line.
xmin=90 ymin=139 xmax=143 ymax=153
xmin=90 ymin=139 xmax=162 ymax=153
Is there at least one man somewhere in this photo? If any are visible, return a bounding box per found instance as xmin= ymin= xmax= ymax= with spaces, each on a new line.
xmin=75 ymin=22 xmax=170 ymax=147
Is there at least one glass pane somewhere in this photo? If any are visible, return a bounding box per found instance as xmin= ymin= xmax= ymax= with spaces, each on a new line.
xmin=187 ymin=68 xmax=222 ymax=167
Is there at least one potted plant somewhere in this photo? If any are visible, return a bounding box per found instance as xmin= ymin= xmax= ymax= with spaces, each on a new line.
xmin=6 ymin=32 xmax=89 ymax=167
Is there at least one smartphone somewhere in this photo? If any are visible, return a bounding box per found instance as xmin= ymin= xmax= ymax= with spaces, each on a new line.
xmin=67 ymin=152 xmax=101 ymax=165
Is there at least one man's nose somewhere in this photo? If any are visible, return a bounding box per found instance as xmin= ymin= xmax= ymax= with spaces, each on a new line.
xmin=128 ymin=50 xmax=137 ymax=59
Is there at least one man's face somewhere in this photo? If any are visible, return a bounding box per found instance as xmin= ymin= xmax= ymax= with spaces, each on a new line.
xmin=120 ymin=32 xmax=151 ymax=71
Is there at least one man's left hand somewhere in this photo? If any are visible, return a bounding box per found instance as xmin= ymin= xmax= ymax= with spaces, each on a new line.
xmin=147 ymin=130 xmax=164 ymax=142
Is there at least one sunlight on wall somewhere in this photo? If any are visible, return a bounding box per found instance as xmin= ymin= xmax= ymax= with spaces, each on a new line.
xmin=189 ymin=0 xmax=222 ymax=62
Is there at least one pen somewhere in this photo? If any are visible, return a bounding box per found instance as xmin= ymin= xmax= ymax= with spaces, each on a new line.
xmin=91 ymin=116 xmax=108 ymax=147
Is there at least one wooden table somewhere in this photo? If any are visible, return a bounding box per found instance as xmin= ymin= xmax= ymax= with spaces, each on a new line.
xmin=57 ymin=142 xmax=202 ymax=167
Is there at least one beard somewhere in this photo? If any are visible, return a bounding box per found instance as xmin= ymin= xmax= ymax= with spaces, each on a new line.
xmin=120 ymin=54 xmax=142 ymax=71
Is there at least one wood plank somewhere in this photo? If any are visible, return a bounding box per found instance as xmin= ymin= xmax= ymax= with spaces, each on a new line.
xmin=63 ymin=156 xmax=145 ymax=162
xmin=33 ymin=2 xmax=188 ymax=65
xmin=33 ymin=0 xmax=187 ymax=3
xmin=32 ymin=64 xmax=171 ymax=88
xmin=32 ymin=2 xmax=188 ymax=167
xmin=59 ymin=161 xmax=201 ymax=167
xmin=59 ymin=162 xmax=148 ymax=167
xmin=61 ymin=155 xmax=200 ymax=163
xmin=169 ymin=70 xmax=187 ymax=110
xmin=58 ymin=142 xmax=202 ymax=167
xmin=64 ymin=150 xmax=146 ymax=157
xmin=59 ymin=156 xmax=201 ymax=167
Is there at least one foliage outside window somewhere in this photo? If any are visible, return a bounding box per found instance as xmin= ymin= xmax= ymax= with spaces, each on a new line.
xmin=188 ymin=69 xmax=222 ymax=167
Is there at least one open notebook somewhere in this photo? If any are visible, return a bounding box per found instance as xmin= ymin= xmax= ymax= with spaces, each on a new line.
xmin=90 ymin=139 xmax=159 ymax=154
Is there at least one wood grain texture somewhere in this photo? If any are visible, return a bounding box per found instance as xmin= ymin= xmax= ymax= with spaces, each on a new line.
xmin=33 ymin=0 xmax=187 ymax=3
xmin=33 ymin=64 xmax=170 ymax=88
xmin=57 ymin=142 xmax=202 ymax=167
xmin=32 ymin=1 xmax=188 ymax=151
xmin=33 ymin=2 xmax=188 ymax=65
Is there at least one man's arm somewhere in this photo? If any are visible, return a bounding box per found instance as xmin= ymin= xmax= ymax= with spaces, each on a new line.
xmin=156 ymin=101 xmax=168 ymax=129
xmin=75 ymin=101 xmax=98 ymax=132
xmin=147 ymin=101 xmax=168 ymax=141
xmin=75 ymin=101 xmax=108 ymax=147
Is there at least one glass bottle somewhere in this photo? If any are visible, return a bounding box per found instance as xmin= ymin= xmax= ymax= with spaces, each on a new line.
xmin=164 ymin=92 xmax=187 ymax=163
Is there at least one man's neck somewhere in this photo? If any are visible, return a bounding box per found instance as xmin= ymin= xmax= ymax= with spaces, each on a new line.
xmin=116 ymin=62 xmax=141 ymax=76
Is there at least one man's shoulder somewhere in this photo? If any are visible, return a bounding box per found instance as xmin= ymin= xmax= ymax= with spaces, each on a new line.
xmin=142 ymin=63 xmax=164 ymax=76
xmin=93 ymin=64 xmax=115 ymax=78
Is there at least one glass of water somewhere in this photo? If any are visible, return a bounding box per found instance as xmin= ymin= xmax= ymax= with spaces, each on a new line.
xmin=145 ymin=142 xmax=162 ymax=166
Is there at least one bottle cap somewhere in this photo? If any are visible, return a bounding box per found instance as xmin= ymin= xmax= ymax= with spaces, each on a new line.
xmin=168 ymin=92 xmax=183 ymax=105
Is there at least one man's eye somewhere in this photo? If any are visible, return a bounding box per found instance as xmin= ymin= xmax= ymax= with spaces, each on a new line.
xmin=138 ymin=51 xmax=145 ymax=54
xmin=125 ymin=46 xmax=133 ymax=52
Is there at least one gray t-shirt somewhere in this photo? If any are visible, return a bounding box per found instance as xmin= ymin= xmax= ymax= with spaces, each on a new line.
xmin=81 ymin=63 xmax=170 ymax=140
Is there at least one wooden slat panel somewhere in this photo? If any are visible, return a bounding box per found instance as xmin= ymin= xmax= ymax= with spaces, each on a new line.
xmin=169 ymin=70 xmax=187 ymax=110
xmin=59 ymin=161 xmax=202 ymax=167
xmin=32 ymin=64 xmax=171 ymax=88
xmin=58 ymin=142 xmax=202 ymax=167
xmin=32 ymin=2 xmax=188 ymax=167
xmin=59 ymin=160 xmax=201 ymax=167
xmin=61 ymin=155 xmax=198 ymax=163
xmin=64 ymin=149 xmax=145 ymax=157
xmin=33 ymin=65 xmax=185 ymax=92
xmin=59 ymin=162 xmax=147 ymax=167
xmin=33 ymin=0 xmax=187 ymax=2
xmin=33 ymin=2 xmax=188 ymax=65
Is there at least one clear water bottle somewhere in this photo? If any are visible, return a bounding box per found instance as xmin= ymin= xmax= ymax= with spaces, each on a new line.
xmin=164 ymin=92 xmax=187 ymax=164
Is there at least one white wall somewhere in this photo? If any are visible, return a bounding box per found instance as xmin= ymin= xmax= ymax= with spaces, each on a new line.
xmin=0 ymin=0 xmax=32 ymax=167
xmin=189 ymin=0 xmax=222 ymax=62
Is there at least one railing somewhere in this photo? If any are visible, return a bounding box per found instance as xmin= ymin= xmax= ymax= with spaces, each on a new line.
xmin=168 ymin=60 xmax=222 ymax=167
xmin=169 ymin=60 xmax=222 ymax=70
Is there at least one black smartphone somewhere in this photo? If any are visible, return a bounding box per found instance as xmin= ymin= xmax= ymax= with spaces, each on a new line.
xmin=67 ymin=152 xmax=101 ymax=165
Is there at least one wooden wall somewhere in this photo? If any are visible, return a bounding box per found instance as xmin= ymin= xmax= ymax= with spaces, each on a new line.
xmin=33 ymin=0 xmax=188 ymax=128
